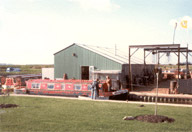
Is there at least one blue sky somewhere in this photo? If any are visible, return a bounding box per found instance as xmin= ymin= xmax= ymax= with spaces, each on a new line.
xmin=0 ymin=0 xmax=191 ymax=64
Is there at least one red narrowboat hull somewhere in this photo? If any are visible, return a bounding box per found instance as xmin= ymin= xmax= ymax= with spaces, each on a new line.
xmin=23 ymin=79 xmax=128 ymax=99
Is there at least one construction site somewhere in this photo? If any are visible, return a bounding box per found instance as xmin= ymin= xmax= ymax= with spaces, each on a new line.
xmin=1 ymin=43 xmax=192 ymax=104
xmin=128 ymin=44 xmax=192 ymax=104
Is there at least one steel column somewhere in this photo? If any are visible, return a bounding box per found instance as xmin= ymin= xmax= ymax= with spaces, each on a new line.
xmin=186 ymin=47 xmax=189 ymax=78
xmin=129 ymin=47 xmax=132 ymax=91
xmin=177 ymin=45 xmax=180 ymax=90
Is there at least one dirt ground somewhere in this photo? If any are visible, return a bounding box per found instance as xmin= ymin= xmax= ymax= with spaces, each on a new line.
xmin=0 ymin=104 xmax=18 ymax=108
xmin=124 ymin=115 xmax=175 ymax=123
xmin=135 ymin=115 xmax=175 ymax=123
xmin=133 ymin=79 xmax=172 ymax=94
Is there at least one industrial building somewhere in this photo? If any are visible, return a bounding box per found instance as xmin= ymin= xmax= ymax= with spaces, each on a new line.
xmin=54 ymin=43 xmax=155 ymax=89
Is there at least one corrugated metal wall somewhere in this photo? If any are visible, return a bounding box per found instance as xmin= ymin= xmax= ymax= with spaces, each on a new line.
xmin=178 ymin=79 xmax=192 ymax=94
xmin=54 ymin=44 xmax=122 ymax=79
xmin=121 ymin=64 xmax=155 ymax=88
xmin=122 ymin=64 xmax=155 ymax=77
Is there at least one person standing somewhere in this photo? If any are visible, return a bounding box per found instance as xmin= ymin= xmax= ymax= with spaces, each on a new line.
xmin=106 ymin=76 xmax=112 ymax=92
xmin=91 ymin=78 xmax=100 ymax=99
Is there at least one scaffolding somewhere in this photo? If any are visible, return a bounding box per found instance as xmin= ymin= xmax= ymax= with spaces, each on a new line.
xmin=128 ymin=44 xmax=192 ymax=91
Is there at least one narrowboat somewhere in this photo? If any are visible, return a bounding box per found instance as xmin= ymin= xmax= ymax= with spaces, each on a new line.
xmin=23 ymin=79 xmax=128 ymax=100
xmin=0 ymin=74 xmax=42 ymax=94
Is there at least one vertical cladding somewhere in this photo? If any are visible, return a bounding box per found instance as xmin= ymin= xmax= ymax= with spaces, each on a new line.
xmin=54 ymin=45 xmax=77 ymax=79
xmin=54 ymin=44 xmax=122 ymax=79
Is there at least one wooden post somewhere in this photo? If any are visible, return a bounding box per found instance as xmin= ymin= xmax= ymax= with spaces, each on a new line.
xmin=177 ymin=45 xmax=180 ymax=92
xmin=144 ymin=49 xmax=146 ymax=66
xmin=186 ymin=47 xmax=189 ymax=78
xmin=157 ymin=51 xmax=160 ymax=65
xmin=144 ymin=49 xmax=146 ymax=75
xmin=129 ymin=47 xmax=132 ymax=91
xmin=155 ymin=72 xmax=159 ymax=115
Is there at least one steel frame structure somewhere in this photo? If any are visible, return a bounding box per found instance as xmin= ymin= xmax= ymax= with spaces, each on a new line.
xmin=128 ymin=44 xmax=192 ymax=91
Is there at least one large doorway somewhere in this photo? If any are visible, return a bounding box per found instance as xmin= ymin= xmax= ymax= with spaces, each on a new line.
xmin=81 ymin=66 xmax=89 ymax=80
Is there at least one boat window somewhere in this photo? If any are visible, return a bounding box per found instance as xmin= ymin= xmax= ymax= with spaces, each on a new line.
xmin=47 ymin=83 xmax=54 ymax=90
xmin=88 ymin=85 xmax=92 ymax=91
xmin=61 ymin=84 xmax=65 ymax=90
xmin=74 ymin=84 xmax=81 ymax=90
xmin=32 ymin=83 xmax=40 ymax=89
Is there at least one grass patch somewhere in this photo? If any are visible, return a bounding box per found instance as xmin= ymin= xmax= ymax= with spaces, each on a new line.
xmin=0 ymin=96 xmax=191 ymax=132
xmin=0 ymin=65 xmax=53 ymax=76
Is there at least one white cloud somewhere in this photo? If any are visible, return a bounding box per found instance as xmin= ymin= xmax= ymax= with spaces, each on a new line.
xmin=27 ymin=0 xmax=39 ymax=2
xmin=20 ymin=0 xmax=41 ymax=2
xmin=69 ymin=0 xmax=120 ymax=12
xmin=169 ymin=16 xmax=192 ymax=30
xmin=0 ymin=6 xmax=9 ymax=20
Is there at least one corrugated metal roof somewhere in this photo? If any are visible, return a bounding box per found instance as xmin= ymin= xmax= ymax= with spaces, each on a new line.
xmin=54 ymin=43 xmax=145 ymax=64
xmin=78 ymin=44 xmax=128 ymax=64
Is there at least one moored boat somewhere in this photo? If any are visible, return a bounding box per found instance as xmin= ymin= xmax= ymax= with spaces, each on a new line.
xmin=23 ymin=79 xmax=128 ymax=100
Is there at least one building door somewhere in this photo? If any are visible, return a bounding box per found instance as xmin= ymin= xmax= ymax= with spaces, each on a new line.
xmin=81 ymin=66 xmax=89 ymax=80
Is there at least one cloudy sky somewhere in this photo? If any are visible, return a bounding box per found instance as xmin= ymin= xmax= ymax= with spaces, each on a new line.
xmin=0 ymin=0 xmax=192 ymax=64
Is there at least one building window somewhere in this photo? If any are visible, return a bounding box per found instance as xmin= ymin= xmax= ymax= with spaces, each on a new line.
xmin=32 ymin=83 xmax=40 ymax=89
xmin=61 ymin=84 xmax=65 ymax=90
xmin=47 ymin=83 xmax=54 ymax=90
